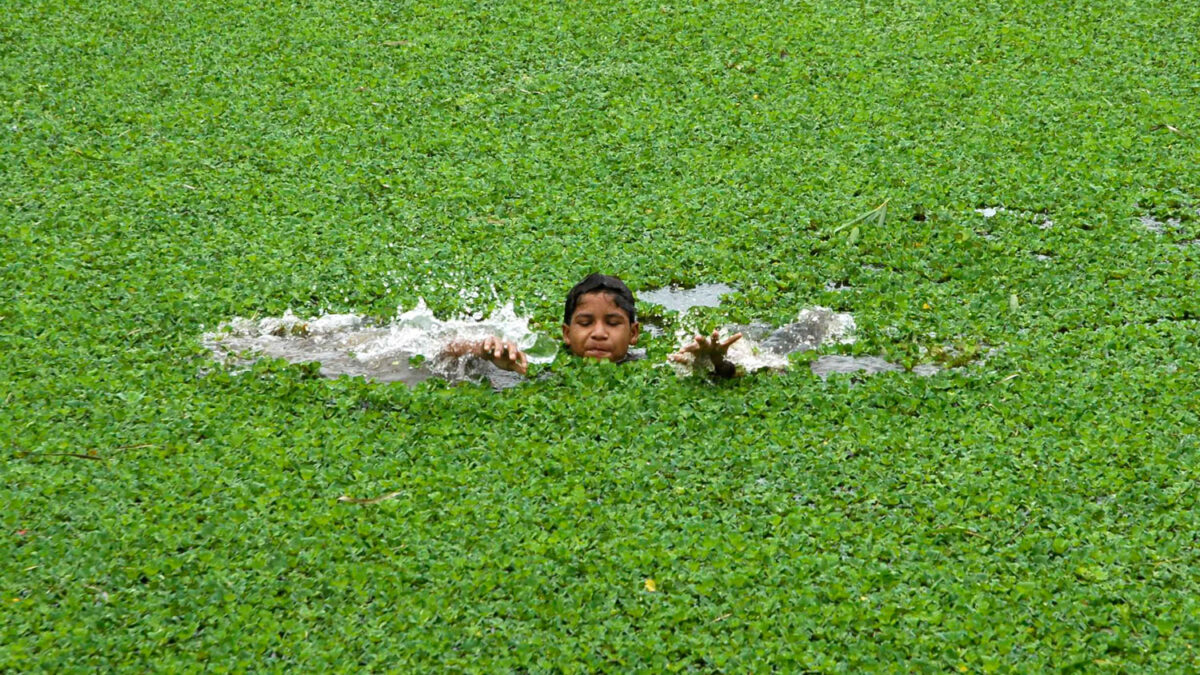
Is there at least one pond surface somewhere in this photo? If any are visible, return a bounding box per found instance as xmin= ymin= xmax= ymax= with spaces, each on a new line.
xmin=810 ymin=356 xmax=939 ymax=379
xmin=639 ymin=283 xmax=735 ymax=313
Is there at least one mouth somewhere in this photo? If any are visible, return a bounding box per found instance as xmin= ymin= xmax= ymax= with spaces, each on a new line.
xmin=584 ymin=348 xmax=612 ymax=358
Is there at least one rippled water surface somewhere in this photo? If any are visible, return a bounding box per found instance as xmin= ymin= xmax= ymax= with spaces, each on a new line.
xmin=684 ymin=307 xmax=864 ymax=375
xmin=809 ymin=356 xmax=939 ymax=379
xmin=639 ymin=283 xmax=736 ymax=313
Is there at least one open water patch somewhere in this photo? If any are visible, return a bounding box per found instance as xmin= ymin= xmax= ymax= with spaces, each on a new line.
xmin=810 ymin=356 xmax=939 ymax=379
xmin=975 ymin=205 xmax=1054 ymax=230
xmin=639 ymin=283 xmax=735 ymax=313
xmin=1139 ymin=215 xmax=1179 ymax=235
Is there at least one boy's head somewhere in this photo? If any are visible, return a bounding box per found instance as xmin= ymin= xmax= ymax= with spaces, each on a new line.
xmin=562 ymin=274 xmax=640 ymax=362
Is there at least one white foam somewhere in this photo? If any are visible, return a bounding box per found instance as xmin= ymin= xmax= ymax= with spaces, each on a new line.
xmin=669 ymin=306 xmax=856 ymax=376
xmin=354 ymin=300 xmax=551 ymax=362
xmin=203 ymin=299 xmax=555 ymax=384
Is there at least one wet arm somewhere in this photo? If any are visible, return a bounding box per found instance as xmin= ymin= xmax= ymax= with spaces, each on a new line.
xmin=711 ymin=354 xmax=739 ymax=379
xmin=442 ymin=337 xmax=528 ymax=375
xmin=671 ymin=331 xmax=743 ymax=379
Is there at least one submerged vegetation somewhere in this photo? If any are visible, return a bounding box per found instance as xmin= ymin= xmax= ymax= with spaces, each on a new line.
xmin=4 ymin=0 xmax=1200 ymax=670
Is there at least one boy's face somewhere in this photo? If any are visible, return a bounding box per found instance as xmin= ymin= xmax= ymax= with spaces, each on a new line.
xmin=562 ymin=291 xmax=640 ymax=362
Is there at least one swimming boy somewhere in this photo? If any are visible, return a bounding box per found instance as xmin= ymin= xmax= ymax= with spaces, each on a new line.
xmin=446 ymin=274 xmax=742 ymax=378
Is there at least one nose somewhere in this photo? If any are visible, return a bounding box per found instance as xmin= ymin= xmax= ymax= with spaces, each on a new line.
xmin=589 ymin=323 xmax=609 ymax=341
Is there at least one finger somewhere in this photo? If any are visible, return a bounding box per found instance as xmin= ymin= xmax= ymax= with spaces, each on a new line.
xmin=517 ymin=350 xmax=528 ymax=368
xmin=721 ymin=332 xmax=744 ymax=348
xmin=680 ymin=343 xmax=699 ymax=353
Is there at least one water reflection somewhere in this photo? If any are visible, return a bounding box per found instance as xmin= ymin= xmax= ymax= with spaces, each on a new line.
xmin=639 ymin=283 xmax=735 ymax=313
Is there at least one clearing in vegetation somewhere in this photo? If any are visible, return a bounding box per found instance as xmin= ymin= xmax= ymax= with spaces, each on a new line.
xmin=3 ymin=0 xmax=1199 ymax=670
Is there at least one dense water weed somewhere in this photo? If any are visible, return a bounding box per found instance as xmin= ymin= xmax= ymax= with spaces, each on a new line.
xmin=10 ymin=0 xmax=1200 ymax=669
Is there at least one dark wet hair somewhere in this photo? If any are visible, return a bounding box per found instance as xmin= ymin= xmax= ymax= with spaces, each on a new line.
xmin=563 ymin=274 xmax=637 ymax=325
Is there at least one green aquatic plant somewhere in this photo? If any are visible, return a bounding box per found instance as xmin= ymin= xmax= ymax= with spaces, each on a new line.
xmin=4 ymin=0 xmax=1200 ymax=670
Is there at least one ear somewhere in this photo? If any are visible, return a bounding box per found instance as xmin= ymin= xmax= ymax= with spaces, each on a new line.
xmin=561 ymin=323 xmax=570 ymax=343
xmin=630 ymin=322 xmax=641 ymax=345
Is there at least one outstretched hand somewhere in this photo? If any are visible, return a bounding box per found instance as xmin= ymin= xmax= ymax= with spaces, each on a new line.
xmin=669 ymin=330 xmax=743 ymax=365
xmin=479 ymin=336 xmax=528 ymax=375
xmin=446 ymin=336 xmax=529 ymax=375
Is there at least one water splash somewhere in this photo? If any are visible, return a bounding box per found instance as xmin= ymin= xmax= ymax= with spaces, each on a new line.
xmin=207 ymin=295 xmax=950 ymax=387
xmin=670 ymin=307 xmax=858 ymax=375
xmin=758 ymin=307 xmax=857 ymax=355
xmin=670 ymin=307 xmax=946 ymax=380
xmin=203 ymin=300 xmax=557 ymax=386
